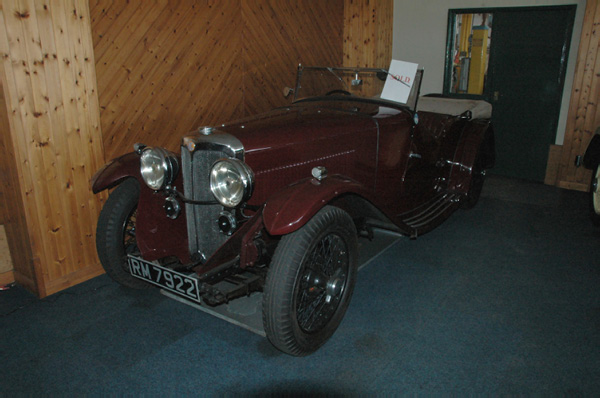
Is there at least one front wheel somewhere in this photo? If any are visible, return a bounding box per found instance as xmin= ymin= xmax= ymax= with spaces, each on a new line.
xmin=96 ymin=178 xmax=148 ymax=288
xmin=590 ymin=164 xmax=600 ymax=226
xmin=262 ymin=206 xmax=358 ymax=356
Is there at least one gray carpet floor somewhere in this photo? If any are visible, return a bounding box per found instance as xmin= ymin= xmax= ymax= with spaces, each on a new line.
xmin=1 ymin=175 xmax=598 ymax=395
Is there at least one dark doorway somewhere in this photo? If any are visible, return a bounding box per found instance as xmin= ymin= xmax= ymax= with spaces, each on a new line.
xmin=444 ymin=6 xmax=576 ymax=182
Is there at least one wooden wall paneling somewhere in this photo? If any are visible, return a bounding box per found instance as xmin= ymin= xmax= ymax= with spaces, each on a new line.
xmin=573 ymin=0 xmax=600 ymax=184
xmin=92 ymin=0 xmax=347 ymax=161
xmin=37 ymin=0 xmax=100 ymax=279
xmin=0 ymin=225 xmax=15 ymax=285
xmin=0 ymin=0 xmax=105 ymax=297
xmin=33 ymin=2 xmax=74 ymax=276
xmin=95 ymin=2 xmax=204 ymax=156
xmin=90 ymin=0 xmax=143 ymax=61
xmin=0 ymin=77 xmax=34 ymax=291
xmin=241 ymin=0 xmax=344 ymax=116
xmin=95 ymin=1 xmax=168 ymax=109
xmin=557 ymin=0 xmax=600 ymax=191
xmin=0 ymin=0 xmax=53 ymax=296
xmin=0 ymin=82 xmax=7 ymax=226
xmin=25 ymin=1 xmax=70 ymax=282
xmin=157 ymin=10 xmax=244 ymax=145
xmin=0 ymin=189 xmax=5 ymax=225
xmin=343 ymin=0 xmax=393 ymax=68
xmin=60 ymin=0 xmax=106 ymax=275
xmin=92 ymin=1 xmax=245 ymax=159
xmin=375 ymin=0 xmax=393 ymax=69
xmin=128 ymin=1 xmax=242 ymax=150
xmin=49 ymin=0 xmax=105 ymax=290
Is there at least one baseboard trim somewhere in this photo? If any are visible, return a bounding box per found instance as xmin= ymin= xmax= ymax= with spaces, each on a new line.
xmin=556 ymin=180 xmax=589 ymax=192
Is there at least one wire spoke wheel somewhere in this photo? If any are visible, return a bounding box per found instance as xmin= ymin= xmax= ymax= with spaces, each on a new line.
xmin=123 ymin=207 xmax=138 ymax=250
xmin=296 ymin=233 xmax=349 ymax=334
xmin=121 ymin=207 xmax=139 ymax=269
xmin=263 ymin=206 xmax=358 ymax=356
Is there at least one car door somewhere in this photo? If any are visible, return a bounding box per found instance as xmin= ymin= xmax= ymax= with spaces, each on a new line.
xmin=373 ymin=105 xmax=427 ymax=215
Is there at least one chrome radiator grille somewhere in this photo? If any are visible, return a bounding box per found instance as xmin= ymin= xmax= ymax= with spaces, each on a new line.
xmin=181 ymin=146 xmax=228 ymax=261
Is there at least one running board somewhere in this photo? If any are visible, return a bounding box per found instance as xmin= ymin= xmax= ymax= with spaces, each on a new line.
xmin=400 ymin=192 xmax=462 ymax=234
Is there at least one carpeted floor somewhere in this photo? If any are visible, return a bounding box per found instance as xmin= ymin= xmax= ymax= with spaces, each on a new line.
xmin=1 ymin=175 xmax=599 ymax=395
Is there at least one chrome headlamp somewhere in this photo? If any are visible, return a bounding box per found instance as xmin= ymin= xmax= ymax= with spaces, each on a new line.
xmin=139 ymin=147 xmax=179 ymax=190
xmin=210 ymin=158 xmax=254 ymax=208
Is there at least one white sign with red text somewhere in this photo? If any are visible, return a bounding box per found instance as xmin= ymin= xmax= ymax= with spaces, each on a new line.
xmin=380 ymin=60 xmax=418 ymax=104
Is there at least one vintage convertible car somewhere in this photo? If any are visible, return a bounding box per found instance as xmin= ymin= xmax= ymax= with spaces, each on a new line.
xmin=92 ymin=65 xmax=494 ymax=356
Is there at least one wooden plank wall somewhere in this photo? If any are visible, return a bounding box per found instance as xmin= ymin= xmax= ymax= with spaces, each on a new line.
xmin=0 ymin=225 xmax=14 ymax=285
xmin=556 ymin=0 xmax=600 ymax=191
xmin=91 ymin=0 xmax=346 ymax=161
xmin=0 ymin=0 xmax=105 ymax=297
xmin=0 ymin=80 xmax=9 ymax=227
xmin=0 ymin=80 xmax=26 ymax=288
xmin=343 ymin=0 xmax=393 ymax=68
xmin=242 ymin=1 xmax=346 ymax=116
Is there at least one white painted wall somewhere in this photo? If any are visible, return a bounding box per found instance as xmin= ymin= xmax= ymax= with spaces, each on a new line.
xmin=393 ymin=0 xmax=586 ymax=144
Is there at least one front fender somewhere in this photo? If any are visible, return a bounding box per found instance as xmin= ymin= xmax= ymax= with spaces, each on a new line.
xmin=263 ymin=175 xmax=370 ymax=236
xmin=91 ymin=152 xmax=141 ymax=193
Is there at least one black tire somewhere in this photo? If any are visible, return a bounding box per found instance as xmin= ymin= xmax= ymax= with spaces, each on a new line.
xmin=590 ymin=164 xmax=600 ymax=226
xmin=461 ymin=134 xmax=491 ymax=210
xmin=96 ymin=178 xmax=149 ymax=289
xmin=262 ymin=206 xmax=358 ymax=356
xmin=461 ymin=155 xmax=485 ymax=209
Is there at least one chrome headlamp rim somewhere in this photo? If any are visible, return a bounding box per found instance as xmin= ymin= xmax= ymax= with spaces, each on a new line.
xmin=209 ymin=158 xmax=254 ymax=208
xmin=139 ymin=146 xmax=179 ymax=191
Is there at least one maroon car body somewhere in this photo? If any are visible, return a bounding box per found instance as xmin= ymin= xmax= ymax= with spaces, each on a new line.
xmin=92 ymin=66 xmax=494 ymax=355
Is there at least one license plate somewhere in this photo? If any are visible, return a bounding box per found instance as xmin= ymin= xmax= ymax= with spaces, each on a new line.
xmin=127 ymin=255 xmax=202 ymax=303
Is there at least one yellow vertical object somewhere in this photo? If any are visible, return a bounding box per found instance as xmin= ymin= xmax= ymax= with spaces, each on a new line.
xmin=459 ymin=14 xmax=472 ymax=57
xmin=468 ymin=27 xmax=489 ymax=95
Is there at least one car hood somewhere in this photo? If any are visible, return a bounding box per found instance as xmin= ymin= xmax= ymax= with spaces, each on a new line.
xmin=213 ymin=101 xmax=381 ymax=205
xmin=218 ymin=101 xmax=378 ymax=156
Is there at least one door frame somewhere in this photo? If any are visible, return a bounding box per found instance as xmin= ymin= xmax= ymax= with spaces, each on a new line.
xmin=443 ymin=5 xmax=575 ymax=100
xmin=442 ymin=5 xmax=576 ymax=181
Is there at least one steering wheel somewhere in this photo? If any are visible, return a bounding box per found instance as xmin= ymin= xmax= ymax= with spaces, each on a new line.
xmin=325 ymin=89 xmax=351 ymax=96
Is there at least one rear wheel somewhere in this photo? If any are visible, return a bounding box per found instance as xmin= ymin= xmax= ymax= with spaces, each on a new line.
xmin=461 ymin=152 xmax=486 ymax=209
xmin=96 ymin=178 xmax=148 ymax=288
xmin=590 ymin=164 xmax=600 ymax=226
xmin=462 ymin=132 xmax=492 ymax=210
xmin=262 ymin=206 xmax=358 ymax=356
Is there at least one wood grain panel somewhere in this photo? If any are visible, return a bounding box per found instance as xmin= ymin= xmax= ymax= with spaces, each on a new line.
xmin=0 ymin=77 xmax=34 ymax=292
xmin=91 ymin=0 xmax=345 ymax=160
xmin=241 ymin=0 xmax=344 ymax=116
xmin=343 ymin=0 xmax=393 ymax=68
xmin=556 ymin=0 xmax=600 ymax=191
xmin=0 ymin=0 xmax=105 ymax=297
xmin=0 ymin=225 xmax=13 ymax=276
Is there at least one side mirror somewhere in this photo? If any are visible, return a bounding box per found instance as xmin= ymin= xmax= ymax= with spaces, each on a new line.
xmin=283 ymin=87 xmax=294 ymax=98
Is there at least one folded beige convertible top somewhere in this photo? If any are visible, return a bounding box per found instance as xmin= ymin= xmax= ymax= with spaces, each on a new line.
xmin=417 ymin=96 xmax=492 ymax=119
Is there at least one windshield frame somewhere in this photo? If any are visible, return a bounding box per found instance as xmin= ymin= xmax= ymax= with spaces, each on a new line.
xmin=292 ymin=65 xmax=424 ymax=111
